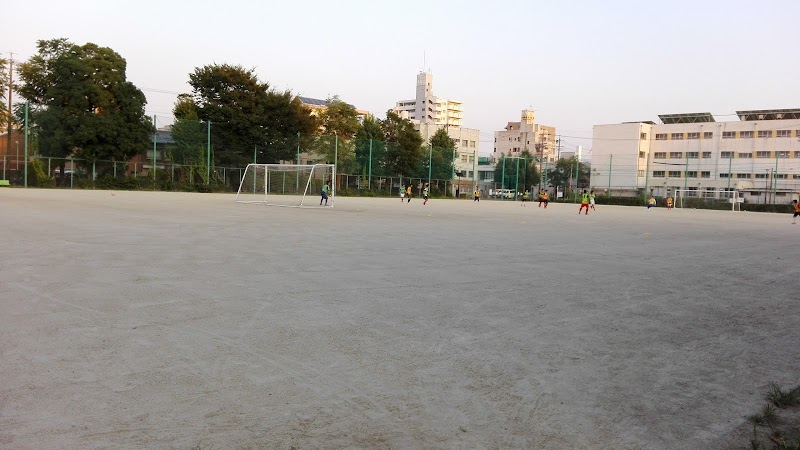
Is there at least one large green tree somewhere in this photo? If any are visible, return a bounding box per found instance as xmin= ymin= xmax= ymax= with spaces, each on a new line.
xmin=17 ymin=39 xmax=152 ymax=173
xmin=380 ymin=110 xmax=423 ymax=176
xmin=353 ymin=115 xmax=384 ymax=175
xmin=546 ymin=157 xmax=590 ymax=193
xmin=494 ymin=151 xmax=541 ymax=193
xmin=425 ymin=127 xmax=456 ymax=180
xmin=312 ymin=97 xmax=360 ymax=170
xmin=183 ymin=64 xmax=317 ymax=166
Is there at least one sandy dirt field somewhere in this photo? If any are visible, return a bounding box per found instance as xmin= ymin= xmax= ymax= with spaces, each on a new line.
xmin=1 ymin=189 xmax=798 ymax=449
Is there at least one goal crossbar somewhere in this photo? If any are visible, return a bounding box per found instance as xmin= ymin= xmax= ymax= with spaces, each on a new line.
xmin=235 ymin=163 xmax=335 ymax=208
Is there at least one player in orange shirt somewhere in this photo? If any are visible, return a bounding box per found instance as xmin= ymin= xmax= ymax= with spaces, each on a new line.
xmin=538 ymin=190 xmax=548 ymax=208
xmin=792 ymin=199 xmax=800 ymax=224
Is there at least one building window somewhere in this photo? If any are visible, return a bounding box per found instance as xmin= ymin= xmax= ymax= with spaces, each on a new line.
xmin=740 ymin=131 xmax=754 ymax=138
xmin=794 ymin=151 xmax=800 ymax=158
xmin=777 ymin=130 xmax=791 ymax=138
xmin=655 ymin=133 xmax=667 ymax=140
xmin=686 ymin=171 xmax=697 ymax=178
xmin=671 ymin=133 xmax=684 ymax=140
xmin=775 ymin=173 xmax=787 ymax=179
xmin=654 ymin=152 xmax=666 ymax=159
xmin=794 ymin=175 xmax=800 ymax=180
xmin=463 ymin=140 xmax=469 ymax=147
xmin=755 ymin=173 xmax=767 ymax=179
xmin=468 ymin=171 xmax=473 ymax=178
xmin=719 ymin=173 xmax=730 ymax=178
xmin=750 ymin=191 xmax=761 ymax=196
xmin=687 ymin=132 xmax=700 ymax=140
xmin=776 ymin=151 xmax=789 ymax=158
xmin=470 ymin=140 xmax=476 ymax=148
xmin=736 ymin=173 xmax=750 ymax=179
xmin=738 ymin=152 xmax=752 ymax=158
xmin=758 ymin=130 xmax=772 ymax=138
xmin=668 ymin=170 xmax=682 ymax=178
xmin=702 ymin=152 xmax=712 ymax=158
xmin=685 ymin=187 xmax=698 ymax=197
xmin=756 ymin=151 xmax=771 ymax=158
xmin=701 ymin=171 xmax=711 ymax=178
xmin=653 ymin=171 xmax=665 ymax=178
xmin=722 ymin=131 xmax=736 ymax=139
xmin=720 ymin=151 xmax=734 ymax=158
xmin=686 ymin=151 xmax=699 ymax=158
xmin=669 ymin=152 xmax=683 ymax=159
xmin=638 ymin=169 xmax=645 ymax=177
xmin=461 ymin=155 xmax=468 ymax=162
xmin=640 ymin=132 xmax=647 ymax=140
xmin=639 ymin=151 xmax=646 ymax=158
xmin=703 ymin=131 xmax=713 ymax=139
xmin=703 ymin=187 xmax=716 ymax=197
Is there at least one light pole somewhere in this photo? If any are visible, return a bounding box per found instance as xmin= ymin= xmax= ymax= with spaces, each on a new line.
xmin=15 ymin=140 xmax=19 ymax=171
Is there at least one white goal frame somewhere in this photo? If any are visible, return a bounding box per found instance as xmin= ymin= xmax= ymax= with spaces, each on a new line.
xmin=674 ymin=189 xmax=741 ymax=211
xmin=235 ymin=163 xmax=336 ymax=208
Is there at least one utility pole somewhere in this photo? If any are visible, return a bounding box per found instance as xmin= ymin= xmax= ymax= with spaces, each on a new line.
xmin=7 ymin=53 xmax=13 ymax=158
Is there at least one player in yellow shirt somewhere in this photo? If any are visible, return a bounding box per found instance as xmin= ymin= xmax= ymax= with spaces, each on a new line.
xmin=792 ymin=199 xmax=800 ymax=224
xmin=521 ymin=190 xmax=529 ymax=206
xmin=647 ymin=196 xmax=656 ymax=211
xmin=473 ymin=188 xmax=480 ymax=202
xmin=406 ymin=184 xmax=412 ymax=203
xmin=578 ymin=190 xmax=590 ymax=215
xmin=538 ymin=190 xmax=548 ymax=208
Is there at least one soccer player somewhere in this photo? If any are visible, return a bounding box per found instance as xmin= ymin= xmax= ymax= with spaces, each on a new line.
xmin=578 ymin=189 xmax=590 ymax=215
xmin=538 ymin=190 xmax=548 ymax=208
xmin=400 ymin=184 xmax=405 ymax=202
xmin=647 ymin=195 xmax=656 ymax=211
xmin=589 ymin=190 xmax=596 ymax=211
xmin=423 ymin=183 xmax=430 ymax=205
xmin=521 ymin=190 xmax=529 ymax=206
xmin=474 ymin=187 xmax=480 ymax=202
xmin=406 ymin=184 xmax=413 ymax=203
xmin=792 ymin=199 xmax=800 ymax=224
xmin=666 ymin=196 xmax=674 ymax=210
xmin=320 ymin=181 xmax=330 ymax=206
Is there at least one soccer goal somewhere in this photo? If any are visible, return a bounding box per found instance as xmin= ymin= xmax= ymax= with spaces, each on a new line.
xmin=674 ymin=189 xmax=741 ymax=211
xmin=235 ymin=164 xmax=335 ymax=208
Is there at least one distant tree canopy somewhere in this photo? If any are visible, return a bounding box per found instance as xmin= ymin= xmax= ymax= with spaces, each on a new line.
xmin=17 ymin=38 xmax=153 ymax=167
xmin=178 ymin=64 xmax=317 ymax=166
xmin=494 ymin=151 xmax=541 ymax=192
xmin=547 ymin=157 xmax=590 ymax=191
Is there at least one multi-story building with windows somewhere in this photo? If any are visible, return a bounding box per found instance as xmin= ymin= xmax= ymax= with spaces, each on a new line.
xmin=393 ymin=72 xmax=481 ymax=193
xmin=494 ymin=110 xmax=557 ymax=163
xmin=590 ymin=109 xmax=800 ymax=204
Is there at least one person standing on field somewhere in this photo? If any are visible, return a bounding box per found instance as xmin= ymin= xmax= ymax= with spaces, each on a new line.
xmin=406 ymin=184 xmax=413 ymax=203
xmin=400 ymin=184 xmax=405 ymax=202
xmin=538 ymin=190 xmax=548 ymax=208
xmin=473 ymin=187 xmax=480 ymax=202
xmin=423 ymin=183 xmax=430 ymax=205
xmin=578 ymin=190 xmax=590 ymax=215
xmin=589 ymin=190 xmax=596 ymax=211
xmin=647 ymin=195 xmax=656 ymax=211
xmin=320 ymin=181 xmax=330 ymax=206
xmin=792 ymin=199 xmax=800 ymax=224
xmin=522 ymin=190 xmax=530 ymax=206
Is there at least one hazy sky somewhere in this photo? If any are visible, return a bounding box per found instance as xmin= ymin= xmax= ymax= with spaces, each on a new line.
xmin=3 ymin=0 xmax=798 ymax=155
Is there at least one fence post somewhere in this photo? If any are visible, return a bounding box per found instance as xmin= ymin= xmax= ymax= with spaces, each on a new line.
xmin=24 ymin=101 xmax=29 ymax=188
xmin=70 ymin=158 xmax=74 ymax=188
xmin=608 ymin=154 xmax=612 ymax=196
xmin=368 ymin=139 xmax=373 ymax=190
xmin=153 ymin=115 xmax=157 ymax=181
xmin=2 ymin=155 xmax=5 ymax=180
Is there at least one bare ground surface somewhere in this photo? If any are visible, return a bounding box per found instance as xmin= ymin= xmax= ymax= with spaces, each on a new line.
xmin=1 ymin=189 xmax=798 ymax=449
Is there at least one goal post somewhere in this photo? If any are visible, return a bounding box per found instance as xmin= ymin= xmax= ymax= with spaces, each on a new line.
xmin=235 ymin=163 xmax=335 ymax=208
xmin=674 ymin=189 xmax=741 ymax=211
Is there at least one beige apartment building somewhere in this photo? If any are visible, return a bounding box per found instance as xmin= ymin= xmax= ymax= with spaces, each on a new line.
xmin=590 ymin=109 xmax=800 ymax=204
xmin=494 ymin=109 xmax=557 ymax=162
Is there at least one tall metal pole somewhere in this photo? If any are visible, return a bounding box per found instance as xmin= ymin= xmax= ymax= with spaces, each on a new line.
xmin=544 ymin=158 xmax=549 ymax=189
xmin=608 ymin=154 xmax=612 ymax=195
xmin=334 ymin=134 xmax=338 ymax=168
xmin=152 ymin=115 xmax=157 ymax=181
xmin=727 ymin=155 xmax=732 ymax=191
xmin=452 ymin=147 xmax=456 ymax=197
xmin=472 ymin=150 xmax=477 ymax=191
xmin=296 ymin=132 xmax=300 ymax=190
xmin=774 ymin=154 xmax=779 ymax=207
xmin=23 ymin=101 xmax=29 ymax=188
xmin=7 ymin=55 xmax=13 ymax=157
xmin=204 ymin=123 xmax=211 ymax=184
xmin=515 ymin=156 xmax=520 ymax=199
xmin=501 ymin=157 xmax=506 ymax=192
xmin=427 ymin=145 xmax=432 ymax=188
xmin=574 ymin=156 xmax=579 ymax=201
xmin=683 ymin=153 xmax=689 ymax=191
xmin=368 ymin=139 xmax=373 ymax=190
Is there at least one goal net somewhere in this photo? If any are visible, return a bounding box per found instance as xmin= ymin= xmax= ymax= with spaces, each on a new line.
xmin=674 ymin=189 xmax=741 ymax=211
xmin=235 ymin=164 xmax=335 ymax=208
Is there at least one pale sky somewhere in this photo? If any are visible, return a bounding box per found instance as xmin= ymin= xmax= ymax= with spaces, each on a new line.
xmin=3 ymin=0 xmax=798 ymax=156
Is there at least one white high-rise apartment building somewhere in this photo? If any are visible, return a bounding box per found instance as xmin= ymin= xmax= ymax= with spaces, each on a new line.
xmin=394 ymin=72 xmax=463 ymax=127
xmin=393 ymin=72 xmax=480 ymax=193
xmin=590 ymin=109 xmax=800 ymax=204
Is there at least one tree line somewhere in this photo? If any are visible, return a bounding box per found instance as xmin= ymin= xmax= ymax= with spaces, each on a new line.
xmin=5 ymin=38 xmax=456 ymax=180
